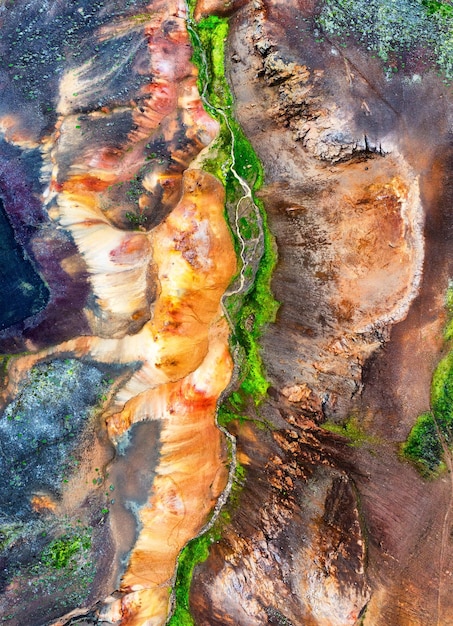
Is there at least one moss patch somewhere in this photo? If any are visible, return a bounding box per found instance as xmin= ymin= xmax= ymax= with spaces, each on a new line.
xmin=40 ymin=531 xmax=91 ymax=570
xmin=0 ymin=518 xmax=96 ymax=623
xmin=443 ymin=282 xmax=453 ymax=341
xmin=187 ymin=9 xmax=278 ymax=406
xmin=322 ymin=416 xmax=379 ymax=447
xmin=167 ymin=4 xmax=279 ymax=622
xmin=402 ymin=285 xmax=453 ymax=476
xmin=167 ymin=458 xmax=245 ymax=626
xmin=168 ymin=535 xmax=212 ymax=626
xmin=401 ymin=412 xmax=444 ymax=476
xmin=431 ymin=350 xmax=453 ymax=438
xmin=318 ymin=0 xmax=453 ymax=80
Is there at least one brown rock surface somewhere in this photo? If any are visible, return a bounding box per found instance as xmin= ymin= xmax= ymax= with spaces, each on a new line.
xmin=194 ymin=0 xmax=249 ymax=19
xmin=189 ymin=1 xmax=453 ymax=625
xmin=191 ymin=415 xmax=370 ymax=625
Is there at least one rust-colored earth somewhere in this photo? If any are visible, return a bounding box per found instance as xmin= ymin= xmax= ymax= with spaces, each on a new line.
xmin=189 ymin=1 xmax=453 ymax=626
xmin=1 ymin=0 xmax=453 ymax=625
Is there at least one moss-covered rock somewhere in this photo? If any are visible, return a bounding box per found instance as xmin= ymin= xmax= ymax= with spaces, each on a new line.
xmin=318 ymin=0 xmax=453 ymax=79
xmin=401 ymin=411 xmax=443 ymax=476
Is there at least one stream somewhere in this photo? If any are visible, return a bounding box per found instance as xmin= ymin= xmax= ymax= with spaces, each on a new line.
xmin=166 ymin=4 xmax=271 ymax=623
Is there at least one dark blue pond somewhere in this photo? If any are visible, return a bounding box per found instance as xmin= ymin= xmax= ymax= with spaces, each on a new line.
xmin=0 ymin=198 xmax=49 ymax=330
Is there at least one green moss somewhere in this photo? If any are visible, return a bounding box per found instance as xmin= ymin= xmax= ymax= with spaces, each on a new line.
xmin=402 ymin=284 xmax=453 ymax=476
xmin=318 ymin=0 xmax=453 ymax=79
xmin=422 ymin=0 xmax=453 ymax=18
xmin=0 ymin=517 xmax=96 ymax=623
xmin=40 ymin=531 xmax=91 ymax=569
xmin=190 ymin=15 xmax=232 ymax=113
xmin=323 ymin=416 xmax=379 ymax=447
xmin=431 ymin=350 xmax=453 ymax=439
xmin=186 ymin=7 xmax=279 ymax=404
xmin=168 ymin=5 xmax=278 ymax=622
xmin=168 ymin=460 xmax=246 ymax=626
xmin=0 ymin=523 xmax=22 ymax=552
xmin=234 ymin=462 xmax=247 ymax=487
xmin=430 ymin=290 xmax=453 ymax=443
xmin=131 ymin=13 xmax=153 ymax=23
xmin=401 ymin=411 xmax=446 ymax=477
xmin=167 ymin=535 xmax=211 ymax=626
xmin=0 ymin=355 xmax=12 ymax=388
xmin=231 ymin=205 xmax=279 ymax=402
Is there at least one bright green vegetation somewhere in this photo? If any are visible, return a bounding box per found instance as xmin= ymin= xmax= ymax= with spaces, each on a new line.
xmin=402 ymin=286 xmax=453 ymax=476
xmin=431 ymin=350 xmax=453 ymax=438
xmin=32 ymin=522 xmax=95 ymax=604
xmin=168 ymin=5 xmax=279 ymax=622
xmin=233 ymin=215 xmax=279 ymax=401
xmin=318 ymin=0 xmax=453 ymax=79
xmin=187 ymin=10 xmax=278 ymax=405
xmin=40 ymin=529 xmax=91 ymax=569
xmin=168 ymin=534 xmax=212 ymax=626
xmin=167 ymin=461 xmax=245 ymax=626
xmin=402 ymin=349 xmax=453 ymax=476
xmin=322 ymin=416 xmax=379 ymax=447
xmin=423 ymin=0 xmax=453 ymax=18
xmin=401 ymin=412 xmax=444 ymax=476
xmin=0 ymin=518 xmax=96 ymax=621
